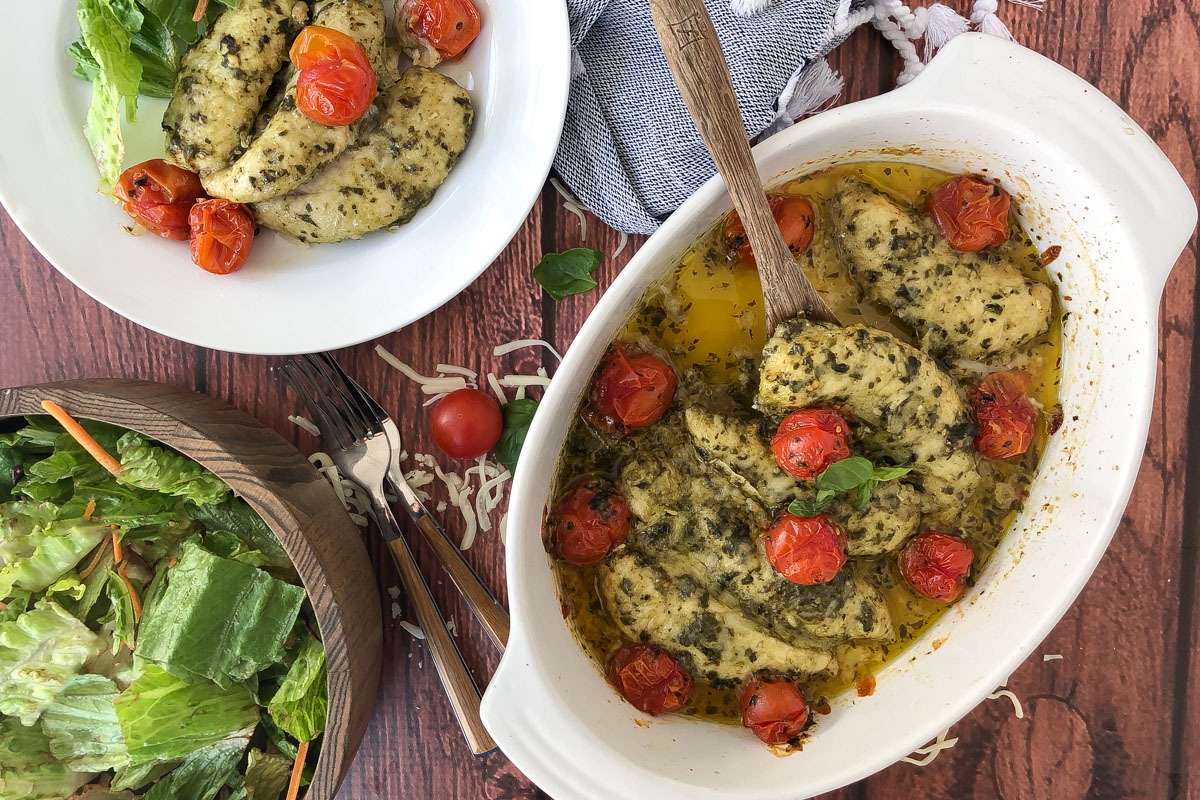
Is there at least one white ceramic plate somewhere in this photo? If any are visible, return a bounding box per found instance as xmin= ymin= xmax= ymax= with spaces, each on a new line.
xmin=0 ymin=1 xmax=569 ymax=354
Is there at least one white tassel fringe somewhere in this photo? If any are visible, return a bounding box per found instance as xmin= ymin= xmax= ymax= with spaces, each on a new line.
xmin=922 ymin=3 xmax=970 ymax=61
xmin=730 ymin=0 xmax=772 ymax=15
xmin=764 ymin=59 xmax=844 ymax=136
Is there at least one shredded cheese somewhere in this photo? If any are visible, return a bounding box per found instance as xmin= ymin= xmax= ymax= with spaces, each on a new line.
xmin=1043 ymin=654 xmax=1063 ymax=661
xmin=902 ymin=729 xmax=959 ymax=766
xmin=486 ymin=373 xmax=509 ymax=404
xmin=398 ymin=621 xmax=426 ymax=640
xmin=493 ymin=339 xmax=564 ymax=361
xmin=614 ymin=231 xmax=629 ymax=259
xmin=550 ymin=177 xmax=587 ymax=241
xmin=988 ymin=688 xmax=1025 ymax=719
xmin=435 ymin=364 xmax=478 ymax=380
xmin=288 ymin=415 xmax=321 ymax=436
xmin=500 ymin=375 xmax=553 ymax=389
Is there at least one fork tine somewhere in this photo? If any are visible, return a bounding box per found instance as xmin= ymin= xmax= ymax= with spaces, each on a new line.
xmin=304 ymin=353 xmax=380 ymax=434
xmin=317 ymin=352 xmax=388 ymax=419
xmin=282 ymin=359 xmax=356 ymax=450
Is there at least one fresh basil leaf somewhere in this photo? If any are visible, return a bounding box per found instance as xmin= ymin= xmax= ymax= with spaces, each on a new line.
xmin=493 ymin=399 xmax=538 ymax=473
xmin=787 ymin=496 xmax=833 ymax=518
xmin=532 ymin=248 xmax=602 ymax=301
xmin=871 ymin=464 xmax=914 ymax=482
xmin=139 ymin=0 xmax=235 ymax=45
xmin=849 ymin=479 xmax=875 ymax=512
xmin=814 ymin=456 xmax=875 ymax=493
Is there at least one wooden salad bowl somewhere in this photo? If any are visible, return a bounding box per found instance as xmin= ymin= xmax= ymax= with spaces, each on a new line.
xmin=0 ymin=379 xmax=381 ymax=800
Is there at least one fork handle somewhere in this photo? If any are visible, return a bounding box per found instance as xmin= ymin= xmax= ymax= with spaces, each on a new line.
xmin=405 ymin=507 xmax=510 ymax=652
xmin=376 ymin=504 xmax=497 ymax=756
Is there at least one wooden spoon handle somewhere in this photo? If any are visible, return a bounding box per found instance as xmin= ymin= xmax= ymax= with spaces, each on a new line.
xmin=378 ymin=506 xmax=496 ymax=756
xmin=648 ymin=0 xmax=838 ymax=329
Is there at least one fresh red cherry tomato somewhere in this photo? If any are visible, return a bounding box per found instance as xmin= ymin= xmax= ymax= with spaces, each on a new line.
xmin=550 ymin=479 xmax=631 ymax=566
xmin=763 ymin=512 xmax=847 ymax=585
xmin=608 ymin=643 xmax=693 ymax=715
xmin=724 ymin=194 xmax=816 ymax=268
xmin=296 ymin=58 xmax=377 ymax=126
xmin=429 ymin=388 xmax=503 ymax=459
xmin=585 ymin=344 xmax=677 ymax=435
xmin=289 ymin=25 xmax=372 ymax=71
xmin=188 ymin=199 xmax=255 ymax=275
xmin=741 ymin=677 xmax=809 ymax=745
xmin=397 ymin=0 xmax=481 ymax=66
xmin=927 ymin=176 xmax=1011 ymax=252
xmin=771 ymin=408 xmax=852 ymax=480
xmin=969 ymin=369 xmax=1038 ymax=459
xmin=113 ymin=159 xmax=206 ymax=240
xmin=899 ymin=530 xmax=974 ymax=603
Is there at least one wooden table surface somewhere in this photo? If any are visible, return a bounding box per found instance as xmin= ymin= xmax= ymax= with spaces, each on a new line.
xmin=3 ymin=1 xmax=1197 ymax=798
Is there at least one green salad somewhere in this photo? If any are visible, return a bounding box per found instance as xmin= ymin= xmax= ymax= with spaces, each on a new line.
xmin=0 ymin=414 xmax=325 ymax=800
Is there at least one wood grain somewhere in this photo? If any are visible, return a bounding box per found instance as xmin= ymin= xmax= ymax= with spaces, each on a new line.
xmin=0 ymin=381 xmax=380 ymax=800
xmin=0 ymin=0 xmax=1196 ymax=797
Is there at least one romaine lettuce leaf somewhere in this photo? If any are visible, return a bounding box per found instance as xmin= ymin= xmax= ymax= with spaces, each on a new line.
xmin=77 ymin=0 xmax=145 ymax=190
xmin=0 ymin=589 xmax=31 ymax=624
xmin=117 ymin=433 xmax=231 ymax=507
xmin=142 ymin=727 xmax=254 ymax=800
xmin=242 ymin=748 xmax=293 ymax=800
xmin=137 ymin=540 xmax=304 ymax=686
xmin=204 ymin=529 xmax=275 ymax=569
xmin=0 ymin=599 xmax=103 ymax=725
xmin=0 ymin=501 xmax=108 ymax=597
xmin=61 ymin=543 xmax=114 ymax=623
xmin=60 ymin=480 xmax=191 ymax=528
xmin=71 ymin=7 xmax=176 ymax=98
xmin=0 ymin=716 xmax=85 ymax=800
xmin=0 ymin=418 xmax=64 ymax=450
xmin=267 ymin=633 xmax=327 ymax=743
xmin=40 ymin=672 xmax=130 ymax=771
xmin=113 ymin=663 xmax=259 ymax=765
xmin=0 ymin=445 xmax=21 ymax=503
xmin=104 ymin=570 xmax=139 ymax=654
xmin=45 ymin=574 xmax=87 ymax=601
xmin=112 ymin=759 xmax=180 ymax=792
xmin=189 ymin=498 xmax=291 ymax=569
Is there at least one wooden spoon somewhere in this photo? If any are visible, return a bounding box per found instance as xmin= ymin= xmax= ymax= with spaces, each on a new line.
xmin=648 ymin=0 xmax=839 ymax=331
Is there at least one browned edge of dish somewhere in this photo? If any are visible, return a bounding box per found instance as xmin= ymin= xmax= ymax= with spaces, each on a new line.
xmin=0 ymin=379 xmax=382 ymax=800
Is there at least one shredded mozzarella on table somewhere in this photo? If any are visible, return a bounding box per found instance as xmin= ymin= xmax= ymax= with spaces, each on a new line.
xmin=902 ymin=729 xmax=959 ymax=766
xmin=1043 ymin=653 xmax=1064 ymax=661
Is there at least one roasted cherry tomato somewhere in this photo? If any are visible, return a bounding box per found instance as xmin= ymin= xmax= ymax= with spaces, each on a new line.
xmin=927 ymin=176 xmax=1011 ymax=252
xmin=608 ymin=643 xmax=693 ymax=715
xmin=113 ymin=159 xmax=205 ymax=240
xmin=188 ymin=199 xmax=255 ymax=275
xmin=429 ymin=388 xmax=503 ymax=459
xmin=724 ymin=194 xmax=816 ymax=268
xmin=550 ymin=479 xmax=631 ymax=566
xmin=969 ymin=369 xmax=1038 ymax=459
xmin=397 ymin=0 xmax=481 ymax=66
xmin=899 ymin=530 xmax=974 ymax=603
xmin=296 ymin=57 xmax=377 ymax=126
xmin=771 ymin=408 xmax=852 ymax=480
xmin=289 ymin=25 xmax=372 ymax=70
xmin=585 ymin=344 xmax=677 ymax=435
xmin=763 ymin=512 xmax=847 ymax=585
xmin=741 ymin=677 xmax=809 ymax=745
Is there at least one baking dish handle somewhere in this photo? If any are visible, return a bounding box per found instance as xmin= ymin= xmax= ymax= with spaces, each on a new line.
xmin=905 ymin=33 xmax=1196 ymax=300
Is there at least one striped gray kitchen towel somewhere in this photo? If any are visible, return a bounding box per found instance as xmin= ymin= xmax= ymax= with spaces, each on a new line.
xmin=554 ymin=0 xmax=1025 ymax=234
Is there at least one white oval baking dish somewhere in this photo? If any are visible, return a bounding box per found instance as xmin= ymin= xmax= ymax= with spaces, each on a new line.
xmin=481 ymin=33 xmax=1196 ymax=800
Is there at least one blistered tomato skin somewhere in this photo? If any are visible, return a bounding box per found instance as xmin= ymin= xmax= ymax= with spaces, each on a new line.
xmin=899 ymin=530 xmax=974 ymax=603
xmin=429 ymin=388 xmax=503 ymax=460
xmin=970 ymin=369 xmax=1038 ymax=459
xmin=585 ymin=344 xmax=678 ymax=435
xmin=289 ymin=25 xmax=373 ymax=70
xmin=740 ymin=677 xmax=810 ymax=745
xmin=927 ymin=176 xmax=1011 ymax=252
xmin=289 ymin=24 xmax=377 ymax=126
xmin=771 ymin=408 xmax=852 ymax=480
xmin=114 ymin=160 xmax=206 ymax=240
xmin=608 ymin=642 xmax=694 ymax=715
xmin=551 ymin=479 xmax=631 ymax=566
xmin=400 ymin=0 xmax=482 ymax=63
xmin=763 ymin=513 xmax=848 ymax=585
xmin=724 ymin=194 xmax=816 ymax=268
xmin=188 ymin=199 xmax=255 ymax=275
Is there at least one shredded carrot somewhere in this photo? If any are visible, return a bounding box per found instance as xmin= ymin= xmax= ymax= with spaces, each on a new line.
xmin=117 ymin=563 xmax=142 ymax=622
xmin=111 ymin=531 xmax=124 ymax=564
xmin=40 ymin=400 xmax=123 ymax=477
xmin=82 ymin=499 xmax=97 ymax=521
xmin=0 ymin=601 xmax=7 ymax=612
xmin=168 ymin=557 xmax=178 ymax=568
xmin=192 ymin=0 xmax=209 ymax=22
xmin=77 ymin=538 xmax=112 ymax=581
xmin=286 ymin=740 xmax=309 ymax=800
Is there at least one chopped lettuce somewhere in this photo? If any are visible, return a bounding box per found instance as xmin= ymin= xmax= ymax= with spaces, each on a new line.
xmin=142 ymin=728 xmax=253 ymax=800
xmin=189 ymin=498 xmax=292 ymax=569
xmin=137 ymin=540 xmax=304 ymax=686
xmin=40 ymin=673 xmax=130 ymax=771
xmin=114 ymin=663 xmax=259 ymax=765
xmin=60 ymin=480 xmax=193 ymax=534
xmin=242 ymin=748 xmax=293 ymax=800
xmin=76 ymin=0 xmax=145 ymax=190
xmin=0 ymin=599 xmax=103 ymax=724
xmin=0 ymin=589 xmax=31 ymax=623
xmin=71 ymin=8 xmax=176 ymax=98
xmin=0 ymin=716 xmax=84 ymax=800
xmin=104 ymin=570 xmax=139 ymax=653
xmin=117 ymin=433 xmax=231 ymax=507
xmin=112 ymin=759 xmax=180 ymax=792
xmin=267 ymin=633 xmax=327 ymax=743
xmin=0 ymin=501 xmax=108 ymax=597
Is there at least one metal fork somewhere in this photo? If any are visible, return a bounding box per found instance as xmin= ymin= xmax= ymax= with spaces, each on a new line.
xmin=281 ymin=358 xmax=496 ymax=756
xmin=306 ymin=353 xmax=510 ymax=651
